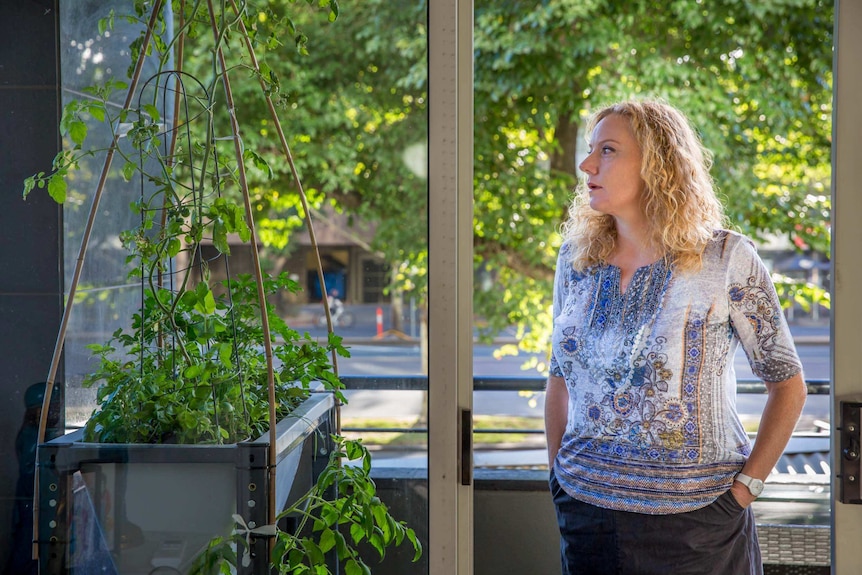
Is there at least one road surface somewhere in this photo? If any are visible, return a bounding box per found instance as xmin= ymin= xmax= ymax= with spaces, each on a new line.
xmin=337 ymin=340 xmax=830 ymax=426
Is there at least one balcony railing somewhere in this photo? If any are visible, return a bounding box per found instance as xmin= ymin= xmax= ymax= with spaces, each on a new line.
xmin=338 ymin=375 xmax=831 ymax=439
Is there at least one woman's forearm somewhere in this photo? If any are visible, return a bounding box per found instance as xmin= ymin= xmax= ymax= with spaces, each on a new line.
xmin=732 ymin=371 xmax=808 ymax=506
xmin=545 ymin=375 xmax=569 ymax=469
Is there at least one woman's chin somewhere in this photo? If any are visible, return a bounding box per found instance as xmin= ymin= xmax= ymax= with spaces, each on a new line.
xmin=588 ymin=199 xmax=607 ymax=214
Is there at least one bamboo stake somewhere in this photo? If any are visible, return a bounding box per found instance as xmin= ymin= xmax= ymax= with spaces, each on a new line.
xmin=204 ymin=0 xmax=280 ymax=533
xmin=32 ymin=0 xmax=166 ymax=561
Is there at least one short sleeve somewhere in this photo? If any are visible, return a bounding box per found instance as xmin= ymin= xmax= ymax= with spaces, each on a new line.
xmin=548 ymin=242 xmax=572 ymax=378
xmin=726 ymin=238 xmax=804 ymax=383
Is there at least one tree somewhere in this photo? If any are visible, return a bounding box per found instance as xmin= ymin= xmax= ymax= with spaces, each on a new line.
xmin=212 ymin=0 xmax=429 ymax=312
xmin=193 ymin=0 xmax=833 ymax=362
xmin=472 ymin=0 xmax=832 ymax=358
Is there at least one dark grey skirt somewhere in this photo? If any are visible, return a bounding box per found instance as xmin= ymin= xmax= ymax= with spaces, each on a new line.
xmin=550 ymin=470 xmax=762 ymax=575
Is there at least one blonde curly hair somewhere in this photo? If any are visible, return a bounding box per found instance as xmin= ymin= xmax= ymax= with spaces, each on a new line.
xmin=562 ymin=99 xmax=727 ymax=273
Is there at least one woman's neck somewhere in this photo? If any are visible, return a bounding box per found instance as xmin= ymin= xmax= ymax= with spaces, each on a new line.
xmin=609 ymin=242 xmax=662 ymax=270
xmin=611 ymin=218 xmax=662 ymax=268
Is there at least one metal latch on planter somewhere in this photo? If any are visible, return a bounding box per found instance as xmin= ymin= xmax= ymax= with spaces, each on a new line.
xmin=839 ymin=401 xmax=862 ymax=504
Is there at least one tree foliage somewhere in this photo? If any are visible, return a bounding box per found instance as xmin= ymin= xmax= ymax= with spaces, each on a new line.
xmin=190 ymin=0 xmax=832 ymax=356
xmin=202 ymin=0 xmax=429 ymax=276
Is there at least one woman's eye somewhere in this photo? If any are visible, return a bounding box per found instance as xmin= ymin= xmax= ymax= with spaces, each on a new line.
xmin=601 ymin=146 xmax=615 ymax=154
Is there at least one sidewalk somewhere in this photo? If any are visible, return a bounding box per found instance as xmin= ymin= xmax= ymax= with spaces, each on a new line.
xmin=788 ymin=321 xmax=830 ymax=345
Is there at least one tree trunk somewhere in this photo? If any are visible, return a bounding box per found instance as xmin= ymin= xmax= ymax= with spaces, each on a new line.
xmin=390 ymin=266 xmax=404 ymax=333
xmin=551 ymin=112 xmax=580 ymax=177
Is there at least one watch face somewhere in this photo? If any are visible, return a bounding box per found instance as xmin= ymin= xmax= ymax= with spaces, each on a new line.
xmin=737 ymin=474 xmax=764 ymax=497
xmin=750 ymin=480 xmax=764 ymax=497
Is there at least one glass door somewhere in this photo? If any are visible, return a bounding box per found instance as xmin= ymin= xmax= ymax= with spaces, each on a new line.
xmin=54 ymin=1 xmax=474 ymax=573
xmin=468 ymin=2 xmax=834 ymax=574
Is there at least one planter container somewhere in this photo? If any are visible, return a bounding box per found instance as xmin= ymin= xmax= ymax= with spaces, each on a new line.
xmin=37 ymin=392 xmax=336 ymax=575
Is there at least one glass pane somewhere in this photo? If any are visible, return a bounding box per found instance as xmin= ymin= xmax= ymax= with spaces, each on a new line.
xmin=60 ymin=0 xmax=156 ymax=427
xmin=72 ymin=462 xmax=237 ymax=570
xmin=469 ymin=1 xmax=832 ymax=459
xmin=470 ymin=2 xmax=831 ymax=571
xmin=57 ymin=1 xmax=429 ymax=574
xmin=297 ymin=5 xmax=431 ymax=572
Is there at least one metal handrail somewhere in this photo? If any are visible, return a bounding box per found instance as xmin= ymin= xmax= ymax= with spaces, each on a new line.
xmin=339 ymin=375 xmax=830 ymax=393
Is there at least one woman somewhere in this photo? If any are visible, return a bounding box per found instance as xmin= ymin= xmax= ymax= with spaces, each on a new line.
xmin=545 ymin=100 xmax=807 ymax=575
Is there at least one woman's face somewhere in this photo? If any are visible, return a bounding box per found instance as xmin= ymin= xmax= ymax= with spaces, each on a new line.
xmin=578 ymin=113 xmax=646 ymax=222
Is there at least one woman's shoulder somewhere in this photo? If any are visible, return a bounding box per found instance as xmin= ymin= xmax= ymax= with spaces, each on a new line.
xmin=556 ymin=240 xmax=597 ymax=283
xmin=705 ymin=229 xmax=758 ymax=259
xmin=709 ymin=228 xmax=754 ymax=245
xmin=557 ymin=239 xmax=588 ymax=269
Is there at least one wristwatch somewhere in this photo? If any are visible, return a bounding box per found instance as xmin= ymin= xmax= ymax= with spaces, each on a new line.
xmin=735 ymin=472 xmax=764 ymax=497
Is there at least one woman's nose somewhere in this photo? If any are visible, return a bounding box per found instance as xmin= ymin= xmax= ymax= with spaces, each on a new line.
xmin=579 ymin=154 xmax=595 ymax=175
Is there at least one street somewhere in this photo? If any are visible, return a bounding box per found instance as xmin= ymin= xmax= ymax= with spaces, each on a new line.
xmin=336 ymin=337 xmax=831 ymax=426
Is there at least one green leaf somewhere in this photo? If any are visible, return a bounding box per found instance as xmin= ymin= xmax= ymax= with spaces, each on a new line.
xmin=47 ymin=173 xmax=67 ymax=204
xmin=287 ymin=548 xmax=305 ymax=569
xmin=59 ymin=101 xmax=78 ymax=134
xmin=345 ymin=440 xmax=365 ymax=461
xmin=304 ymin=539 xmax=324 ymax=565
xmin=218 ymin=343 xmax=233 ymax=368
xmin=97 ymin=11 xmax=114 ymax=35
xmin=372 ymin=504 xmax=389 ymax=530
xmin=349 ymin=522 xmax=365 ymax=544
xmin=121 ymin=161 xmax=137 ymax=182
xmin=69 ymin=120 xmax=88 ymax=146
xmin=142 ymin=104 xmax=161 ymax=123
xmin=243 ymin=149 xmax=274 ymax=179
xmin=333 ymin=529 xmax=349 ymax=560
xmin=368 ymin=531 xmax=384 ymax=558
xmin=213 ymin=220 xmax=230 ymax=254
xmin=179 ymin=290 xmax=198 ymax=308
xmin=344 ymin=559 xmax=362 ymax=575
xmin=178 ymin=410 xmax=197 ymax=430
xmin=167 ymin=237 xmax=182 ymax=257
xmin=87 ymin=103 xmax=105 ymax=122
xmin=202 ymin=289 xmax=216 ymax=314
xmin=22 ymin=176 xmax=37 ymax=199
xmin=184 ymin=364 xmax=204 ymax=379
xmin=235 ymin=217 xmax=251 ymax=243
xmin=259 ymin=61 xmax=271 ymax=80
xmin=407 ymin=529 xmax=421 ymax=561
xmin=318 ymin=527 xmax=335 ymax=553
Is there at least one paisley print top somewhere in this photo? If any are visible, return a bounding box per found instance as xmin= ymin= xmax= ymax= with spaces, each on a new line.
xmin=549 ymin=230 xmax=803 ymax=515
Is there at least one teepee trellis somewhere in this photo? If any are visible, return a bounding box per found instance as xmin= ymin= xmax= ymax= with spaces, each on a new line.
xmin=33 ymin=0 xmax=341 ymax=561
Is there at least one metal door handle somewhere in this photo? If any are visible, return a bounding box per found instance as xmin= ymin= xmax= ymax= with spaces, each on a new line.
xmin=460 ymin=408 xmax=472 ymax=486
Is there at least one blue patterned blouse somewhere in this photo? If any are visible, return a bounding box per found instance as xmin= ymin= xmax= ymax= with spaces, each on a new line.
xmin=549 ymin=230 xmax=803 ymax=515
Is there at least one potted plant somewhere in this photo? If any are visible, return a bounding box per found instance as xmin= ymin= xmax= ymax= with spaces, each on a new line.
xmin=25 ymin=1 xmax=419 ymax=573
